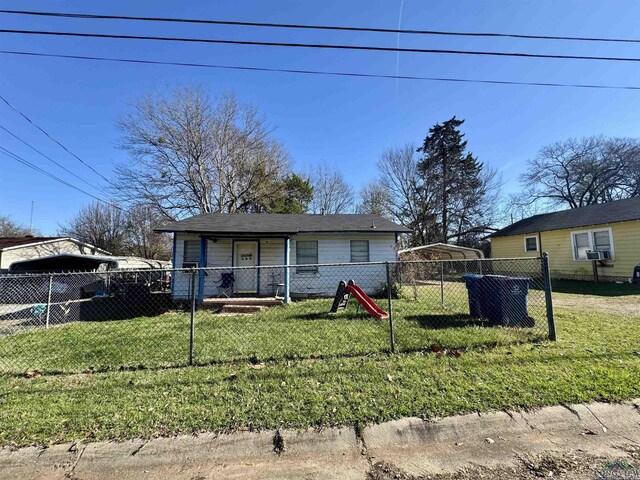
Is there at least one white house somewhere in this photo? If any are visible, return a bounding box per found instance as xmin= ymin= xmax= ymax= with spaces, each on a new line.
xmin=156 ymin=213 xmax=410 ymax=302
xmin=0 ymin=236 xmax=110 ymax=272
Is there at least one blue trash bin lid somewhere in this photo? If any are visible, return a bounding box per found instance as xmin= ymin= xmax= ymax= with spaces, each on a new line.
xmin=463 ymin=274 xmax=484 ymax=286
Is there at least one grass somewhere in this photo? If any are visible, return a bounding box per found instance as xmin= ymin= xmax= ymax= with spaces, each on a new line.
xmin=0 ymin=282 xmax=547 ymax=374
xmin=552 ymin=279 xmax=640 ymax=296
xmin=0 ymin=281 xmax=637 ymax=447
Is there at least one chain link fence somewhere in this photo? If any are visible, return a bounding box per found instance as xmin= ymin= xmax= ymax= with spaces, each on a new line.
xmin=0 ymin=257 xmax=555 ymax=374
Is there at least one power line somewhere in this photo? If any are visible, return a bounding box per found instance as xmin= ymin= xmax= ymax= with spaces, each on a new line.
xmin=3 ymin=50 xmax=640 ymax=91
xmin=0 ymin=124 xmax=107 ymax=193
xmin=0 ymin=94 xmax=113 ymax=184
xmin=1 ymin=9 xmax=639 ymax=45
xmin=3 ymin=28 xmax=640 ymax=64
xmin=0 ymin=146 xmax=122 ymax=209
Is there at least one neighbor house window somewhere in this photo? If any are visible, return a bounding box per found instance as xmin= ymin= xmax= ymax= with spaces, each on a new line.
xmin=593 ymin=230 xmax=612 ymax=252
xmin=524 ymin=236 xmax=538 ymax=253
xmin=350 ymin=240 xmax=370 ymax=262
xmin=296 ymin=240 xmax=318 ymax=273
xmin=183 ymin=240 xmax=200 ymax=268
xmin=571 ymin=228 xmax=614 ymax=260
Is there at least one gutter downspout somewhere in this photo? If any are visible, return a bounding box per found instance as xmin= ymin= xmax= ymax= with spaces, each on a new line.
xmin=537 ymin=231 xmax=543 ymax=255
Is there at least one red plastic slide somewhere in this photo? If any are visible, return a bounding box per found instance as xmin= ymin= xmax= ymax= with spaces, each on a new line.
xmin=345 ymin=283 xmax=389 ymax=320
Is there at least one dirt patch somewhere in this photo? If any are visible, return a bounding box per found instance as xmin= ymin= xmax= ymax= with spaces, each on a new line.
xmin=367 ymin=451 xmax=640 ymax=480
xmin=554 ymin=293 xmax=640 ymax=317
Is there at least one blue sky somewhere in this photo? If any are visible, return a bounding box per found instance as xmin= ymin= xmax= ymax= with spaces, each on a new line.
xmin=2 ymin=0 xmax=640 ymax=234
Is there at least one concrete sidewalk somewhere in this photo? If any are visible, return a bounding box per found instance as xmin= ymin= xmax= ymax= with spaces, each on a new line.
xmin=2 ymin=400 xmax=639 ymax=480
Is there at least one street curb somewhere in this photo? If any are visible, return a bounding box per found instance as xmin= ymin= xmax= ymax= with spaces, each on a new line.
xmin=1 ymin=399 xmax=639 ymax=479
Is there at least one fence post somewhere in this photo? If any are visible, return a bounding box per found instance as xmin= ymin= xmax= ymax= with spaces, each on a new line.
xmin=189 ymin=269 xmax=196 ymax=365
xmin=541 ymin=253 xmax=557 ymax=341
xmin=385 ymin=262 xmax=395 ymax=354
xmin=440 ymin=262 xmax=445 ymax=306
xmin=45 ymin=274 xmax=53 ymax=328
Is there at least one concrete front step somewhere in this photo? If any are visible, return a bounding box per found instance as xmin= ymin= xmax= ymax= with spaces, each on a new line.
xmin=202 ymin=298 xmax=284 ymax=308
xmin=220 ymin=304 xmax=265 ymax=314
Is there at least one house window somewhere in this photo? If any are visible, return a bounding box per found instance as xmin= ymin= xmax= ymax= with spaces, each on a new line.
xmin=593 ymin=230 xmax=612 ymax=252
xmin=571 ymin=228 xmax=614 ymax=261
xmin=524 ymin=236 xmax=538 ymax=253
xmin=296 ymin=240 xmax=318 ymax=273
xmin=350 ymin=240 xmax=370 ymax=262
xmin=183 ymin=240 xmax=200 ymax=268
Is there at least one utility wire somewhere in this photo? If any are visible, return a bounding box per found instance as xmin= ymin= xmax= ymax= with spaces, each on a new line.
xmin=0 ymin=146 xmax=122 ymax=209
xmin=0 ymin=94 xmax=113 ymax=184
xmin=0 ymin=124 xmax=106 ymax=193
xmin=1 ymin=9 xmax=639 ymax=44
xmin=3 ymin=50 xmax=640 ymax=91
xmin=4 ymin=29 xmax=640 ymax=63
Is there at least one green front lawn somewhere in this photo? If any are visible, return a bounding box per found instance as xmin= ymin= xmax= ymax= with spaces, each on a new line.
xmin=552 ymin=279 xmax=640 ymax=296
xmin=0 ymin=282 xmax=548 ymax=374
xmin=0 ymin=301 xmax=638 ymax=447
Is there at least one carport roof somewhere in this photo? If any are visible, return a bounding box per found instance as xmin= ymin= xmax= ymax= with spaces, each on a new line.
xmin=398 ymin=243 xmax=485 ymax=260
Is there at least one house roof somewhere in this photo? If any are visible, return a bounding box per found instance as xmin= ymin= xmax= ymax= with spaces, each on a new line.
xmin=0 ymin=236 xmax=111 ymax=254
xmin=155 ymin=213 xmax=411 ymax=235
xmin=491 ymin=197 xmax=640 ymax=238
xmin=0 ymin=236 xmax=63 ymax=250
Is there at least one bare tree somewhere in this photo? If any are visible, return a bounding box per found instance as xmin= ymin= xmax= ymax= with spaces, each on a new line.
xmin=114 ymin=85 xmax=291 ymax=219
xmin=448 ymin=166 xmax=502 ymax=246
xmin=0 ymin=216 xmax=32 ymax=236
xmin=376 ymin=144 xmax=437 ymax=246
xmin=59 ymin=202 xmax=129 ymax=255
xmin=356 ymin=181 xmax=392 ymax=217
xmin=309 ymin=163 xmax=355 ymax=214
xmin=519 ymin=136 xmax=640 ymax=210
xmin=125 ymin=205 xmax=172 ymax=260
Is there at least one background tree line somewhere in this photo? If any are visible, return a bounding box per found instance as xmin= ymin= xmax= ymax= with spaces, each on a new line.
xmin=33 ymin=84 xmax=640 ymax=257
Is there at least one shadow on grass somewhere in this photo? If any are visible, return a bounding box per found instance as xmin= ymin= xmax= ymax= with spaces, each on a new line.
xmin=551 ymin=280 xmax=640 ymax=297
xmin=404 ymin=313 xmax=488 ymax=330
xmin=292 ymin=311 xmax=375 ymax=321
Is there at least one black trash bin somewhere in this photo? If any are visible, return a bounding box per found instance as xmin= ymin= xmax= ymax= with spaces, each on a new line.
xmin=463 ymin=274 xmax=484 ymax=318
xmin=633 ymin=264 xmax=640 ymax=284
xmin=482 ymin=275 xmax=532 ymax=327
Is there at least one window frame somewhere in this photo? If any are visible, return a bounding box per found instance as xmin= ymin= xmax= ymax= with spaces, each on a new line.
xmin=523 ymin=235 xmax=539 ymax=253
xmin=182 ymin=239 xmax=200 ymax=268
xmin=295 ymin=240 xmax=319 ymax=274
xmin=350 ymin=240 xmax=370 ymax=263
xmin=570 ymin=227 xmax=614 ymax=261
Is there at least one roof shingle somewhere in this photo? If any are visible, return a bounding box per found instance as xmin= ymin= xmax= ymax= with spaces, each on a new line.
xmin=155 ymin=213 xmax=411 ymax=234
xmin=491 ymin=197 xmax=640 ymax=238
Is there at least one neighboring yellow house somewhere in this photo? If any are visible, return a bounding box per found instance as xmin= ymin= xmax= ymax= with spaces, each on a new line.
xmin=490 ymin=197 xmax=640 ymax=281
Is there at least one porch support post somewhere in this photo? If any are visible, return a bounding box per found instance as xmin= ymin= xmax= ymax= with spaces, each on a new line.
xmin=198 ymin=236 xmax=207 ymax=304
xmin=283 ymin=236 xmax=291 ymax=304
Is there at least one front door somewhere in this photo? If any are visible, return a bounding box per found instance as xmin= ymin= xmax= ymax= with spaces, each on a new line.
xmin=234 ymin=241 xmax=259 ymax=293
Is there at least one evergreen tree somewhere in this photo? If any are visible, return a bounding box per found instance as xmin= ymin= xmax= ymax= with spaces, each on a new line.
xmin=417 ymin=117 xmax=489 ymax=244
xmin=266 ymin=174 xmax=314 ymax=214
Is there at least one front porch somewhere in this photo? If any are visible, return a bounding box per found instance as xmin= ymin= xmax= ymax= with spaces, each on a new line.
xmin=177 ymin=234 xmax=291 ymax=304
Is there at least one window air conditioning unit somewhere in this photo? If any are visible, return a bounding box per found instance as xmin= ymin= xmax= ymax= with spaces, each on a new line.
xmin=586 ymin=250 xmax=611 ymax=261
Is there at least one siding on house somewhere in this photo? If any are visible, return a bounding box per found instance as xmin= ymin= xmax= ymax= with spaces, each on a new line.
xmin=289 ymin=233 xmax=396 ymax=296
xmin=490 ymin=220 xmax=640 ymax=280
xmin=0 ymin=239 xmax=104 ymax=271
xmin=171 ymin=232 xmax=398 ymax=299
